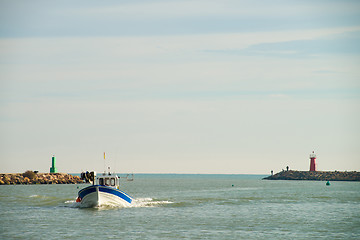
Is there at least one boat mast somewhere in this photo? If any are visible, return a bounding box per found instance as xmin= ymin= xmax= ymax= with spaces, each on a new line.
xmin=103 ymin=152 xmax=106 ymax=175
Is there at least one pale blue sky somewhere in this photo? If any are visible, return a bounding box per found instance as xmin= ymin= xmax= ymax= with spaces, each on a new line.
xmin=0 ymin=0 xmax=359 ymax=174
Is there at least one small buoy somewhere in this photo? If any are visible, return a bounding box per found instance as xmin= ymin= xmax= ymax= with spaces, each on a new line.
xmin=76 ymin=197 xmax=81 ymax=202
xmin=232 ymin=184 xmax=234 ymax=187
xmin=326 ymin=181 xmax=330 ymax=186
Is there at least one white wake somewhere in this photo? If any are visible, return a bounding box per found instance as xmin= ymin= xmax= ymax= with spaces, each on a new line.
xmin=64 ymin=197 xmax=173 ymax=209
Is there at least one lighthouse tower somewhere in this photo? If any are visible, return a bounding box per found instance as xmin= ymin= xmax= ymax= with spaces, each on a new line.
xmin=50 ymin=155 xmax=58 ymax=173
xmin=309 ymin=151 xmax=316 ymax=171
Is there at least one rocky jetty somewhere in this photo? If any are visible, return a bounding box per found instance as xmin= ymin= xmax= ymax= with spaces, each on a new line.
xmin=0 ymin=172 xmax=83 ymax=185
xmin=263 ymin=170 xmax=360 ymax=181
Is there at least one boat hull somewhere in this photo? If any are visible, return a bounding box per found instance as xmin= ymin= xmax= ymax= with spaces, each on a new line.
xmin=78 ymin=185 xmax=133 ymax=208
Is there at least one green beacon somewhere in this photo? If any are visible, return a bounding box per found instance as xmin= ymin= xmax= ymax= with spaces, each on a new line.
xmin=50 ymin=155 xmax=58 ymax=173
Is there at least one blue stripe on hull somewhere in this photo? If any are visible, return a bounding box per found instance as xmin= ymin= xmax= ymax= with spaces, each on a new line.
xmin=98 ymin=186 xmax=133 ymax=204
xmin=78 ymin=185 xmax=97 ymax=199
xmin=78 ymin=185 xmax=132 ymax=204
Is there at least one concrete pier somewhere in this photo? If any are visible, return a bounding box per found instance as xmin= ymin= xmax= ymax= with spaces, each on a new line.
xmin=263 ymin=170 xmax=360 ymax=181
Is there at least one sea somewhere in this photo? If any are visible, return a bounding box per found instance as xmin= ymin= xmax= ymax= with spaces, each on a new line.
xmin=0 ymin=174 xmax=359 ymax=239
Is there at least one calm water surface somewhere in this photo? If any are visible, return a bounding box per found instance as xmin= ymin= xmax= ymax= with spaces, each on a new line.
xmin=1 ymin=174 xmax=359 ymax=239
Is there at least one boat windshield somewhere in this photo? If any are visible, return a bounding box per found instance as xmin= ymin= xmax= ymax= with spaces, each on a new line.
xmin=98 ymin=177 xmax=117 ymax=186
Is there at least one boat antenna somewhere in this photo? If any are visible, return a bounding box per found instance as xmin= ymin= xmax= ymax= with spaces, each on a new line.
xmin=103 ymin=152 xmax=106 ymax=175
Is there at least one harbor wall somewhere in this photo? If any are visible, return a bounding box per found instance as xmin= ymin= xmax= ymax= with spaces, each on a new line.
xmin=263 ymin=170 xmax=360 ymax=181
xmin=0 ymin=172 xmax=83 ymax=185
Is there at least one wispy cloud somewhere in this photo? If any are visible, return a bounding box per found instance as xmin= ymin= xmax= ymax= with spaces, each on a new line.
xmin=52 ymin=0 xmax=360 ymax=23
xmin=1 ymin=26 xmax=359 ymax=105
xmin=1 ymin=0 xmax=360 ymax=37
xmin=1 ymin=26 xmax=359 ymax=62
xmin=236 ymin=30 xmax=360 ymax=58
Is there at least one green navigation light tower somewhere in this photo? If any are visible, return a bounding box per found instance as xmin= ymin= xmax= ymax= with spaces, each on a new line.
xmin=50 ymin=155 xmax=58 ymax=173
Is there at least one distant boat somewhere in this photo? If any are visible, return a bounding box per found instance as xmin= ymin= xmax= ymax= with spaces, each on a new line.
xmin=76 ymin=171 xmax=133 ymax=208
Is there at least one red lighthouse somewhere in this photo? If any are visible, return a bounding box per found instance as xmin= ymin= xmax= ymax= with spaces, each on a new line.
xmin=309 ymin=151 xmax=316 ymax=171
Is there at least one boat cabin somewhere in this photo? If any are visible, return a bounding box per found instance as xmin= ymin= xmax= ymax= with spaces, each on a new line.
xmin=97 ymin=174 xmax=120 ymax=188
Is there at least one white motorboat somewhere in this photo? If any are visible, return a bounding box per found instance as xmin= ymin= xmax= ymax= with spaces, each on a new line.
xmin=77 ymin=171 xmax=133 ymax=208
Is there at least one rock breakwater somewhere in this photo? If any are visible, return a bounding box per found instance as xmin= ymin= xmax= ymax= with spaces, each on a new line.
xmin=263 ymin=170 xmax=360 ymax=181
xmin=0 ymin=172 xmax=83 ymax=185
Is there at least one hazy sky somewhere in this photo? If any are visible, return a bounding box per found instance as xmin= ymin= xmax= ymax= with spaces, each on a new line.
xmin=1 ymin=0 xmax=359 ymax=174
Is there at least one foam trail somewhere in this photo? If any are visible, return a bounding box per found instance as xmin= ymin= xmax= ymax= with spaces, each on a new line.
xmin=131 ymin=198 xmax=173 ymax=208
xmin=29 ymin=194 xmax=50 ymax=199
xmin=64 ymin=197 xmax=173 ymax=209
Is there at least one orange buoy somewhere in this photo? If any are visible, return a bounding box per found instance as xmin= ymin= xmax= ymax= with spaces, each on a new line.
xmin=76 ymin=197 xmax=81 ymax=202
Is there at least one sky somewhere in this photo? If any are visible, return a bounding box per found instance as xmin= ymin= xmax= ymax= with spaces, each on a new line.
xmin=0 ymin=0 xmax=359 ymax=174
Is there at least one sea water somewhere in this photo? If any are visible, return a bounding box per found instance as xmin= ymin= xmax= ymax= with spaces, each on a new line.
xmin=0 ymin=174 xmax=359 ymax=239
